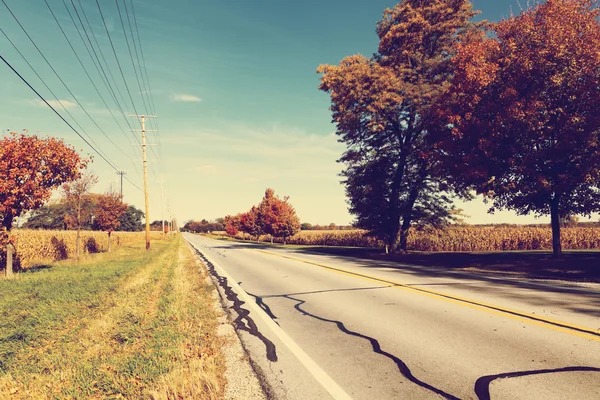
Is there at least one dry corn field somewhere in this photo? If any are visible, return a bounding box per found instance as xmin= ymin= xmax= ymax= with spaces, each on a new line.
xmin=2 ymin=229 xmax=164 ymax=270
xmin=229 ymin=226 xmax=600 ymax=252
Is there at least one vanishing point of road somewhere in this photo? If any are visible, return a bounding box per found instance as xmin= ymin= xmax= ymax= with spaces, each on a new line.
xmin=184 ymin=233 xmax=600 ymax=400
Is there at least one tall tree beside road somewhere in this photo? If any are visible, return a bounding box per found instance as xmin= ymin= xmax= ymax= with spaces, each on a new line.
xmin=62 ymin=172 xmax=98 ymax=258
xmin=0 ymin=132 xmax=86 ymax=275
xmin=318 ymin=0 xmax=482 ymax=252
xmin=94 ymin=191 xmax=128 ymax=252
xmin=437 ymin=0 xmax=600 ymax=257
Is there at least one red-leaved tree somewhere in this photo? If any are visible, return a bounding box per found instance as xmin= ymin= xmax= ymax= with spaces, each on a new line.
xmin=240 ymin=206 xmax=262 ymax=242
xmin=437 ymin=0 xmax=600 ymax=257
xmin=94 ymin=190 xmax=128 ymax=252
xmin=1 ymin=132 xmax=87 ymax=275
xmin=257 ymin=188 xmax=300 ymax=244
xmin=224 ymin=214 xmax=242 ymax=236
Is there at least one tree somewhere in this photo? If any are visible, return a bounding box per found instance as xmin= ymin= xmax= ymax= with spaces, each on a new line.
xmin=23 ymin=201 xmax=70 ymax=230
xmin=268 ymin=198 xmax=301 ymax=245
xmin=224 ymin=214 xmax=242 ymax=236
xmin=1 ymin=132 xmax=86 ymax=275
xmin=94 ymin=191 xmax=128 ymax=252
xmin=240 ymin=206 xmax=262 ymax=241
xmin=117 ymin=205 xmax=144 ymax=232
xmin=62 ymin=172 xmax=98 ymax=258
xmin=318 ymin=0 xmax=481 ymax=252
xmin=438 ymin=0 xmax=600 ymax=257
xmin=301 ymin=222 xmax=313 ymax=230
xmin=255 ymin=188 xmax=301 ymax=244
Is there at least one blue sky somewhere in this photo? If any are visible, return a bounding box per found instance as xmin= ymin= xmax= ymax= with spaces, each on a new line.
xmin=2 ymin=0 xmax=576 ymax=226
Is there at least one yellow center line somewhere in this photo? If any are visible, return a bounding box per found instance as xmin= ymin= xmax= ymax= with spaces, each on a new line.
xmin=256 ymin=249 xmax=600 ymax=343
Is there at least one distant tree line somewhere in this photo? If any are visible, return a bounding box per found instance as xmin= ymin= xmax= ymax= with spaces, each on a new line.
xmin=181 ymin=219 xmax=225 ymax=234
xmin=24 ymin=198 xmax=143 ymax=233
xmin=223 ymin=189 xmax=301 ymax=244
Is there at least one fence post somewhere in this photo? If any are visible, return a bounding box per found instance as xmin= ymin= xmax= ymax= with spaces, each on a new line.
xmin=6 ymin=243 xmax=14 ymax=278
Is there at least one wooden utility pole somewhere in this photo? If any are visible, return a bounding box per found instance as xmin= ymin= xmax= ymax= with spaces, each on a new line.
xmin=116 ymin=171 xmax=126 ymax=199
xmin=130 ymin=114 xmax=156 ymax=250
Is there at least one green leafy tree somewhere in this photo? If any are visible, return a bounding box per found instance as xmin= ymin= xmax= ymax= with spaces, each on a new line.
xmin=117 ymin=205 xmax=144 ymax=232
xmin=318 ymin=0 xmax=481 ymax=252
xmin=23 ymin=201 xmax=70 ymax=230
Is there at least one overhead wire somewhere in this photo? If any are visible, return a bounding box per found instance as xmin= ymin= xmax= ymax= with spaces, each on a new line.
xmin=128 ymin=0 xmax=167 ymax=210
xmin=0 ymin=25 xmax=110 ymax=163
xmin=114 ymin=0 xmax=160 ymax=182
xmin=0 ymin=54 xmax=142 ymax=192
xmin=43 ymin=0 xmax=143 ymax=182
xmin=2 ymin=0 xmax=132 ymax=163
xmin=68 ymin=0 xmax=141 ymax=146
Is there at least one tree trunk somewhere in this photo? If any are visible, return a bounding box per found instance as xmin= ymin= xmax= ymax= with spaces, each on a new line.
xmin=76 ymin=206 xmax=81 ymax=258
xmin=6 ymin=242 xmax=14 ymax=279
xmin=76 ymin=228 xmax=81 ymax=259
xmin=107 ymin=231 xmax=111 ymax=253
xmin=388 ymin=223 xmax=403 ymax=253
xmin=3 ymin=215 xmax=14 ymax=277
xmin=550 ymin=194 xmax=562 ymax=257
xmin=399 ymin=215 xmax=412 ymax=252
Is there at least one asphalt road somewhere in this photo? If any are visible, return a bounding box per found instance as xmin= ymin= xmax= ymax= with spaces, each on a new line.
xmin=184 ymin=233 xmax=600 ymax=400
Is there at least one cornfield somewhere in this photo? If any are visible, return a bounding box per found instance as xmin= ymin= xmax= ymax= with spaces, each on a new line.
xmin=1 ymin=229 xmax=164 ymax=270
xmin=230 ymin=226 xmax=600 ymax=252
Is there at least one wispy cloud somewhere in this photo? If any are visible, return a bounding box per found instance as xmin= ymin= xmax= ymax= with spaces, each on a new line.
xmin=32 ymin=99 xmax=77 ymax=109
xmin=169 ymin=93 xmax=202 ymax=102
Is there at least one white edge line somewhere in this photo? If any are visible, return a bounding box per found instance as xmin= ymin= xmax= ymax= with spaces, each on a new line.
xmin=185 ymin=236 xmax=353 ymax=400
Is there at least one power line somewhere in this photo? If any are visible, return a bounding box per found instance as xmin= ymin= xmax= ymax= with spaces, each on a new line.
xmin=2 ymin=0 xmax=127 ymax=162
xmin=0 ymin=54 xmax=135 ymax=184
xmin=115 ymin=0 xmax=161 ymax=174
xmin=95 ymin=0 xmax=141 ymax=119
xmin=67 ymin=0 xmax=141 ymax=147
xmin=126 ymin=0 xmax=162 ymax=176
xmin=44 ymin=0 xmax=143 ymax=182
xmin=0 ymin=25 xmax=110 ymax=163
xmin=115 ymin=0 xmax=152 ymax=123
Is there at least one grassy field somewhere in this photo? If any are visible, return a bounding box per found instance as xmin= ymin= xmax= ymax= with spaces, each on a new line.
xmin=0 ymin=235 xmax=225 ymax=399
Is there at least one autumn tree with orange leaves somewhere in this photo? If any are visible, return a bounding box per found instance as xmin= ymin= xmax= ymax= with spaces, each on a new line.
xmin=94 ymin=190 xmax=128 ymax=252
xmin=437 ymin=0 xmax=600 ymax=257
xmin=257 ymin=188 xmax=300 ymax=244
xmin=0 ymin=132 xmax=87 ymax=275
xmin=318 ymin=0 xmax=482 ymax=252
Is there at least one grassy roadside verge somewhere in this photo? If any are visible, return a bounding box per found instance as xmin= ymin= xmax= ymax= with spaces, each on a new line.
xmin=0 ymin=235 xmax=226 ymax=399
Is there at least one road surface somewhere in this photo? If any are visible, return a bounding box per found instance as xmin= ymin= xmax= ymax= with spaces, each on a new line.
xmin=184 ymin=233 xmax=600 ymax=400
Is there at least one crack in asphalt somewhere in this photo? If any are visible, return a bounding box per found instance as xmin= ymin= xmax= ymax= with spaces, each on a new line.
xmin=192 ymin=247 xmax=278 ymax=362
xmin=284 ymin=294 xmax=461 ymax=400
xmin=474 ymin=366 xmax=600 ymax=400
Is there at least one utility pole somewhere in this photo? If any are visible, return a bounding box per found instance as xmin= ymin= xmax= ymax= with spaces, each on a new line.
xmin=129 ymin=114 xmax=157 ymax=250
xmin=158 ymin=174 xmax=165 ymax=238
xmin=116 ymin=171 xmax=126 ymax=199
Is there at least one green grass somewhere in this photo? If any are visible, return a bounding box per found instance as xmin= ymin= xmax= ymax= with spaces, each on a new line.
xmin=0 ymin=235 xmax=225 ymax=399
